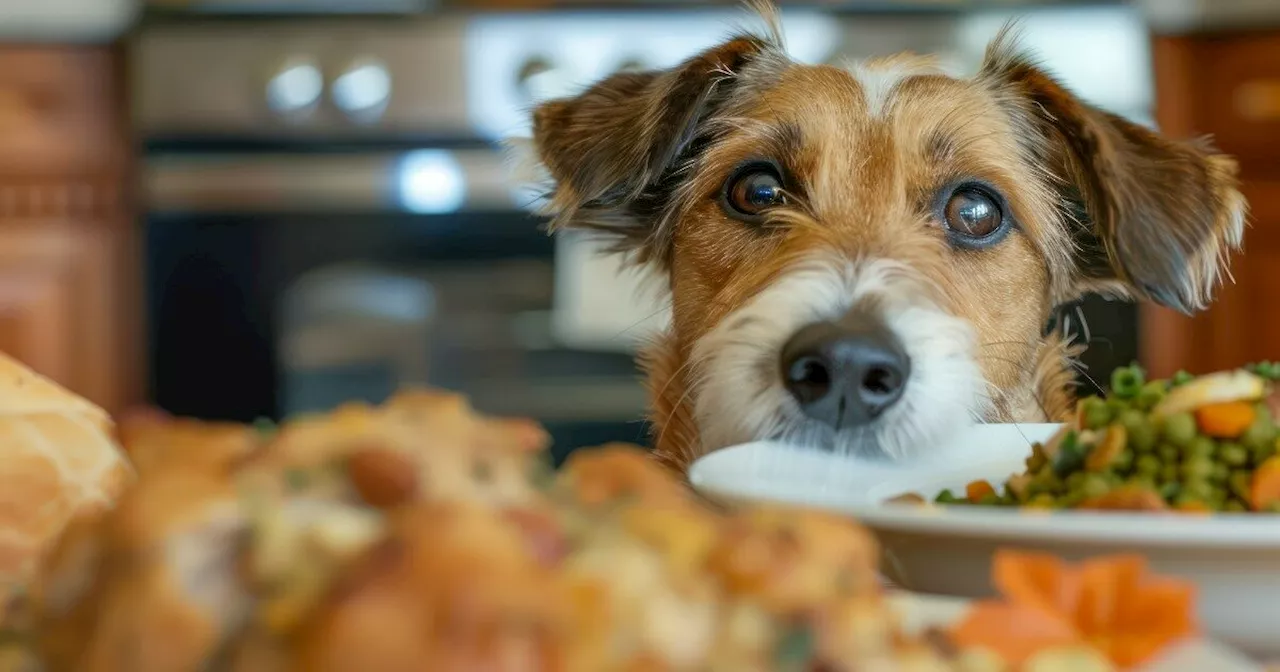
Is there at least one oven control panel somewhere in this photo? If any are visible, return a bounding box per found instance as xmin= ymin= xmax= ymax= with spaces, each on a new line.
xmin=130 ymin=10 xmax=841 ymax=140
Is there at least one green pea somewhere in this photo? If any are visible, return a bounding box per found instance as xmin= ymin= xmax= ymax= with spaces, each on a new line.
xmin=1081 ymin=397 xmax=1112 ymax=429
xmin=1182 ymin=479 xmax=1215 ymax=501
xmin=1129 ymin=475 xmax=1157 ymax=491
xmin=1251 ymin=439 xmax=1276 ymax=466
xmin=1106 ymin=397 xmax=1131 ymax=417
xmin=1186 ymin=436 xmax=1216 ymax=460
xmin=1032 ymin=469 xmax=1064 ymax=495
xmin=1208 ymin=489 xmax=1228 ymax=509
xmin=1159 ymin=481 xmax=1181 ymax=501
xmin=1162 ymin=412 xmax=1198 ymax=448
xmin=1059 ymin=491 xmax=1086 ymax=509
xmin=1211 ymin=462 xmax=1230 ymax=483
xmin=935 ymin=489 xmax=959 ymax=504
xmin=1111 ymin=450 xmax=1135 ymax=475
xmin=1079 ymin=473 xmax=1111 ymax=499
xmin=1135 ymin=454 xmax=1162 ymax=476
xmin=1181 ymin=456 xmax=1216 ymax=481
xmin=1160 ymin=464 xmax=1180 ymax=484
xmin=1125 ymin=418 xmax=1159 ymax=453
xmin=1229 ymin=470 xmax=1253 ymax=500
xmin=1221 ymin=442 xmax=1250 ymax=467
xmin=1111 ymin=365 xmax=1145 ymax=399
xmin=1065 ymin=471 xmax=1086 ymax=490
xmin=1171 ymin=370 xmax=1194 ymax=387
xmin=1027 ymin=493 xmax=1056 ymax=508
xmin=1224 ymin=499 xmax=1248 ymax=513
xmin=1242 ymin=420 xmax=1277 ymax=454
xmin=1135 ymin=381 xmax=1167 ymax=410
xmin=1158 ymin=443 xmax=1180 ymax=463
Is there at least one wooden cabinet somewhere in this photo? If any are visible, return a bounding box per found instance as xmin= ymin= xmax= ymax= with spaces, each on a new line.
xmin=0 ymin=47 xmax=139 ymax=414
xmin=1143 ymin=33 xmax=1280 ymax=378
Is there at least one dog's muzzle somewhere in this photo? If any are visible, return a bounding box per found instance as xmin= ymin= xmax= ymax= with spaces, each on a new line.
xmin=779 ymin=308 xmax=910 ymax=430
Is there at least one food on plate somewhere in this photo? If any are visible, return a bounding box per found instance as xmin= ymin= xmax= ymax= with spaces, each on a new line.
xmin=930 ymin=364 xmax=1280 ymax=512
xmin=32 ymin=388 xmax=982 ymax=671
xmin=0 ymin=353 xmax=130 ymax=634
xmin=949 ymin=551 xmax=1197 ymax=669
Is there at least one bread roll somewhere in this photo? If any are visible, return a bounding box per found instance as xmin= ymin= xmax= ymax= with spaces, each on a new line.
xmin=0 ymin=352 xmax=130 ymax=627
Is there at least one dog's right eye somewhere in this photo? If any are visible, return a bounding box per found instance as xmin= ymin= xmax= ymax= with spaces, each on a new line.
xmin=722 ymin=162 xmax=786 ymax=222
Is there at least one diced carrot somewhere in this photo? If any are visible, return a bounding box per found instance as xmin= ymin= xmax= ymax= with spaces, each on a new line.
xmin=1249 ymin=456 xmax=1280 ymax=511
xmin=965 ymin=480 xmax=996 ymax=503
xmin=1077 ymin=486 xmax=1168 ymax=512
xmin=1194 ymin=400 xmax=1256 ymax=438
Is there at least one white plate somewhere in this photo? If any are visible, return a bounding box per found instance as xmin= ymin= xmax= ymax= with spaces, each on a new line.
xmin=689 ymin=424 xmax=1280 ymax=659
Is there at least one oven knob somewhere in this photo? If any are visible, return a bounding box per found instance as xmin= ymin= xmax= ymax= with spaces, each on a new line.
xmin=332 ymin=58 xmax=392 ymax=124
xmin=265 ymin=58 xmax=324 ymax=117
xmin=517 ymin=56 xmax=572 ymax=103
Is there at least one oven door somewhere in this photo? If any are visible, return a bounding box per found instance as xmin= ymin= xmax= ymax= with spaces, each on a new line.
xmin=144 ymin=147 xmax=658 ymax=460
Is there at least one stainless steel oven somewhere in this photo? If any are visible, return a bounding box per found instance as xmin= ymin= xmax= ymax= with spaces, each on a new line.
xmin=133 ymin=3 xmax=1149 ymax=459
xmin=132 ymin=8 xmax=846 ymax=460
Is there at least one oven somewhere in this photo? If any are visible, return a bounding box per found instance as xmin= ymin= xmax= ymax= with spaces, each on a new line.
xmin=133 ymin=3 xmax=1148 ymax=460
xmin=132 ymin=8 xmax=844 ymax=461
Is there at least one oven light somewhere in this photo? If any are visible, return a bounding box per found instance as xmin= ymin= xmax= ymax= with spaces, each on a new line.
xmin=398 ymin=150 xmax=467 ymax=214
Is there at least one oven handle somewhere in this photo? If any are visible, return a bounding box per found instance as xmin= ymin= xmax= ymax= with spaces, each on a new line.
xmin=144 ymin=148 xmax=537 ymax=214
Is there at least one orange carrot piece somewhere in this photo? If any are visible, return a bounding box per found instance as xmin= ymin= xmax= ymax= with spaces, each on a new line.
xmin=949 ymin=602 xmax=1079 ymax=665
xmin=964 ymin=551 xmax=1199 ymax=669
xmin=1250 ymin=456 xmax=1280 ymax=511
xmin=1195 ymin=401 xmax=1256 ymax=438
xmin=992 ymin=551 xmax=1072 ymax=615
xmin=965 ymin=480 xmax=996 ymax=503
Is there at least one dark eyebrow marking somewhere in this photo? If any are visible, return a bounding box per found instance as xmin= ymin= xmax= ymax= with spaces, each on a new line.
xmin=925 ymin=130 xmax=957 ymax=164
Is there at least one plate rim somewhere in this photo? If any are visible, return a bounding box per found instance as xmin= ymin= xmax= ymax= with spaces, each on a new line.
xmin=690 ymin=424 xmax=1280 ymax=550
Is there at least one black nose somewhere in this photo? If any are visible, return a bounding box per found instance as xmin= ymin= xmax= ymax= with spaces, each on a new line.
xmin=780 ymin=318 xmax=910 ymax=429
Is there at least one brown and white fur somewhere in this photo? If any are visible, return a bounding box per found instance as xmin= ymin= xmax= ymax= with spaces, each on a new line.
xmin=510 ymin=4 xmax=1246 ymax=472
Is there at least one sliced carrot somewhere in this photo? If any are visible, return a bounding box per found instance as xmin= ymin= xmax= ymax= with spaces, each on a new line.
xmin=965 ymin=480 xmax=996 ymax=503
xmin=1194 ymin=400 xmax=1256 ymax=438
xmin=991 ymin=551 xmax=1072 ymax=616
xmin=949 ymin=601 xmax=1079 ymax=665
xmin=1250 ymin=456 xmax=1280 ymax=511
xmin=961 ymin=551 xmax=1199 ymax=669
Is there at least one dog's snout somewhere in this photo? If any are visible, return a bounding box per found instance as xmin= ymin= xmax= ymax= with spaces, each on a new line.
xmin=780 ymin=318 xmax=910 ymax=429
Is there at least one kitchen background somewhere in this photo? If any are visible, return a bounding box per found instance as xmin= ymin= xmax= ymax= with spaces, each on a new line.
xmin=1 ymin=0 xmax=1276 ymax=463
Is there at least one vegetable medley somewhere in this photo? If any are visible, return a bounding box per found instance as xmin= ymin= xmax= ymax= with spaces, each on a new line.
xmin=937 ymin=364 xmax=1280 ymax=512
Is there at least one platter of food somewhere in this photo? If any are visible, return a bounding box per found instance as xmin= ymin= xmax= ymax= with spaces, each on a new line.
xmin=690 ymin=365 xmax=1280 ymax=657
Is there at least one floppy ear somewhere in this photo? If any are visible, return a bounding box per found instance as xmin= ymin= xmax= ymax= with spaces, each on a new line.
xmin=981 ymin=39 xmax=1247 ymax=315
xmin=524 ymin=33 xmax=781 ymax=267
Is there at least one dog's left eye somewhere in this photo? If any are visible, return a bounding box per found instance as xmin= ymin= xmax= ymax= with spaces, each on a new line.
xmin=723 ymin=163 xmax=786 ymax=221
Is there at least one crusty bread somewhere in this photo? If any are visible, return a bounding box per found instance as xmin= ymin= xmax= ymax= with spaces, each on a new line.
xmin=0 ymin=352 xmax=130 ymax=628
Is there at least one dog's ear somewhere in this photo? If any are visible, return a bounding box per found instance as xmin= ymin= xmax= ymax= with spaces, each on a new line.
xmin=981 ymin=38 xmax=1246 ymax=315
xmin=525 ymin=34 xmax=780 ymax=267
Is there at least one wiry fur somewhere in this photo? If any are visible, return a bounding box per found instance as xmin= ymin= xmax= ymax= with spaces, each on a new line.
xmin=513 ymin=3 xmax=1247 ymax=470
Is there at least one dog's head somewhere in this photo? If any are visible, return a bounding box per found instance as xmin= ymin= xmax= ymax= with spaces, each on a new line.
xmin=516 ymin=7 xmax=1245 ymax=461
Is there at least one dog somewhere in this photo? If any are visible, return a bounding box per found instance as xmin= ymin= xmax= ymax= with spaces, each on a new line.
xmin=509 ymin=2 xmax=1246 ymax=472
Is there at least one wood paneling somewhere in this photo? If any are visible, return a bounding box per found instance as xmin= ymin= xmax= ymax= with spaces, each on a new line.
xmin=0 ymin=47 xmax=138 ymax=415
xmin=1144 ymin=34 xmax=1280 ymax=377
